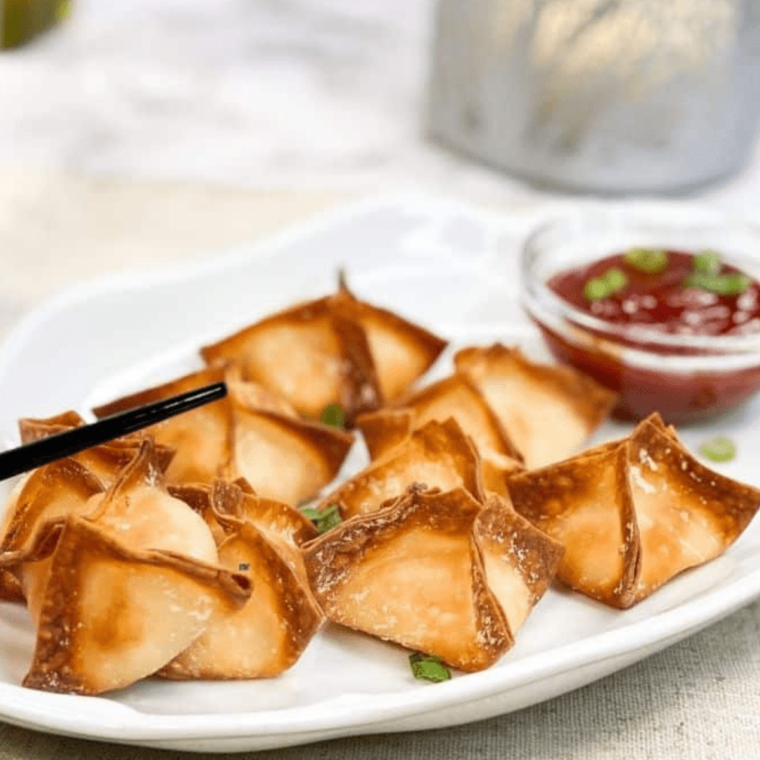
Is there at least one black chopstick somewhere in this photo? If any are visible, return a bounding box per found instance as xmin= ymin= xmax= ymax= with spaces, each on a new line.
xmin=0 ymin=382 xmax=227 ymax=482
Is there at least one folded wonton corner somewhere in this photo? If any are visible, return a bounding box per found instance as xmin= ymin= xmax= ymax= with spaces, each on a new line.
xmin=0 ymin=440 xmax=251 ymax=694
xmin=455 ymin=344 xmax=617 ymax=469
xmin=200 ymin=276 xmax=448 ymax=424
xmin=356 ymin=372 xmax=524 ymax=495
xmin=507 ymin=414 xmax=760 ymax=608
xmin=93 ymin=364 xmax=354 ymax=506
xmin=303 ymin=485 xmax=562 ymax=672
xmin=18 ymin=410 xmax=176 ymax=486
xmin=315 ymin=418 xmax=485 ymax=521
xmin=161 ymin=479 xmax=324 ymax=679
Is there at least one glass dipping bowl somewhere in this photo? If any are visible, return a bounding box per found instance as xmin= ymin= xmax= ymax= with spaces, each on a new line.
xmin=521 ymin=205 xmax=760 ymax=425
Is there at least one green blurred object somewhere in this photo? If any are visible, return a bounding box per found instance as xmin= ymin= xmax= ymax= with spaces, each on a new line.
xmin=1 ymin=0 xmax=70 ymax=49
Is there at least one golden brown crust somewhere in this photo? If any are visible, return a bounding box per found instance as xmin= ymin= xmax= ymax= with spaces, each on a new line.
xmin=18 ymin=413 xmax=174 ymax=485
xmin=200 ymin=278 xmax=446 ymax=422
xmin=160 ymin=479 xmax=323 ymax=679
xmin=93 ymin=366 xmax=233 ymax=485
xmin=21 ymin=516 xmax=250 ymax=695
xmin=0 ymin=443 xmax=252 ymax=695
xmin=357 ymin=372 xmax=524 ymax=463
xmin=200 ymin=296 xmax=383 ymax=422
xmin=455 ymin=344 xmax=617 ymax=468
xmin=334 ymin=280 xmax=447 ymax=403
xmin=507 ymin=414 xmax=760 ymax=608
xmin=0 ymin=571 xmax=24 ymax=603
xmin=316 ymin=418 xmax=484 ymax=520
xmin=160 ymin=518 xmax=323 ymax=680
xmin=507 ymin=441 xmax=640 ymax=608
xmin=303 ymin=486 xmax=512 ymax=672
xmin=18 ymin=410 xmax=87 ymax=435
xmin=356 ymin=372 xmax=525 ymax=499
xmin=328 ymin=308 xmax=384 ymax=424
xmin=0 ymin=459 xmax=104 ymax=555
xmin=355 ymin=408 xmax=413 ymax=460
xmin=226 ymin=406 xmax=354 ymax=506
xmin=474 ymin=495 xmax=564 ymax=626
xmin=624 ymin=415 xmax=760 ymax=603
xmin=92 ymin=365 xmax=354 ymax=504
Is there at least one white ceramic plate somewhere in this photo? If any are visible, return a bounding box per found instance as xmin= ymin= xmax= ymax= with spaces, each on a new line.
xmin=0 ymin=197 xmax=759 ymax=753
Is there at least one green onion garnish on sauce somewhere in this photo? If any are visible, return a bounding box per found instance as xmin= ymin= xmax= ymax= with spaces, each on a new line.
xmin=409 ymin=652 xmax=452 ymax=683
xmin=624 ymin=248 xmax=669 ymax=274
xmin=684 ymin=251 xmax=752 ymax=296
xmin=301 ymin=503 xmax=342 ymax=534
xmin=319 ymin=403 xmax=346 ymax=429
xmin=583 ymin=267 xmax=629 ymax=301
xmin=693 ymin=250 xmax=722 ymax=275
xmin=699 ymin=437 xmax=736 ymax=463
xmin=684 ymin=271 xmax=751 ymax=296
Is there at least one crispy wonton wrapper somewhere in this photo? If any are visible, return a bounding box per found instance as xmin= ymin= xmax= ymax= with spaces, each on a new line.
xmin=356 ymin=372 xmax=524 ymax=495
xmin=18 ymin=410 xmax=175 ymax=485
xmin=0 ymin=441 xmax=251 ymax=694
xmin=93 ymin=364 xmax=354 ymax=505
xmin=455 ymin=344 xmax=617 ymax=469
xmin=315 ymin=418 xmax=485 ymax=520
xmin=200 ymin=277 xmax=447 ymax=423
xmin=357 ymin=373 xmax=521 ymax=460
xmin=507 ymin=414 xmax=760 ymax=608
xmin=0 ymin=458 xmax=104 ymax=608
xmin=161 ymin=480 xmax=324 ymax=679
xmin=0 ymin=516 xmax=249 ymax=695
xmin=303 ymin=485 xmax=562 ymax=671
xmin=2 ymin=438 xmax=220 ymax=621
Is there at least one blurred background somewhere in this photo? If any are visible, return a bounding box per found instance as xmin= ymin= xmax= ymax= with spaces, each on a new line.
xmin=2 ymin=0 xmax=760 ymax=326
xmin=2 ymin=0 xmax=760 ymax=208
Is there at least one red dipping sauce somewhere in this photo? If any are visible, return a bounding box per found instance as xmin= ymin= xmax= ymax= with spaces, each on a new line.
xmin=524 ymin=245 xmax=760 ymax=424
xmin=549 ymin=251 xmax=760 ymax=342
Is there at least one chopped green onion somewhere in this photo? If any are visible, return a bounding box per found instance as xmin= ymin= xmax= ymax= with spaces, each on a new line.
xmin=409 ymin=652 xmax=452 ymax=683
xmin=699 ymin=437 xmax=736 ymax=463
xmin=693 ymin=251 xmax=722 ymax=275
xmin=683 ymin=271 xmax=751 ymax=296
xmin=721 ymin=273 xmax=752 ymax=295
xmin=301 ymin=503 xmax=342 ymax=534
xmin=320 ymin=403 xmax=345 ymax=429
xmin=624 ymin=248 xmax=669 ymax=274
xmin=583 ymin=277 xmax=611 ymax=301
xmin=583 ymin=267 xmax=629 ymax=301
xmin=605 ymin=267 xmax=627 ymax=291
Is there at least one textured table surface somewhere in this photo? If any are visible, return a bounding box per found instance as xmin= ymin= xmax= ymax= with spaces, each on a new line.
xmin=0 ymin=172 xmax=757 ymax=759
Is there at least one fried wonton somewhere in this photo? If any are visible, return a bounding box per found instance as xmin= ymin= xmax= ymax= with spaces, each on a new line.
xmin=3 ymin=438 xmax=221 ymax=624
xmin=92 ymin=365 xmax=233 ymax=485
xmin=358 ymin=373 xmax=521 ymax=461
xmin=475 ymin=494 xmax=564 ymax=632
xmin=0 ymin=516 xmax=249 ymax=695
xmin=315 ymin=418 xmax=485 ymax=521
xmin=84 ymin=438 xmax=220 ymax=564
xmin=0 ymin=458 xmax=104 ymax=605
xmin=303 ymin=485 xmax=562 ymax=671
xmin=455 ymin=344 xmax=617 ymax=469
xmin=507 ymin=414 xmax=760 ymax=608
xmin=199 ymin=276 xmax=447 ymax=423
xmin=18 ymin=410 xmax=175 ymax=485
xmin=0 ymin=441 xmax=251 ymax=694
xmin=161 ymin=480 xmax=324 ymax=679
xmin=356 ymin=372 xmax=524 ymax=496
xmin=93 ymin=364 xmax=354 ymax=505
